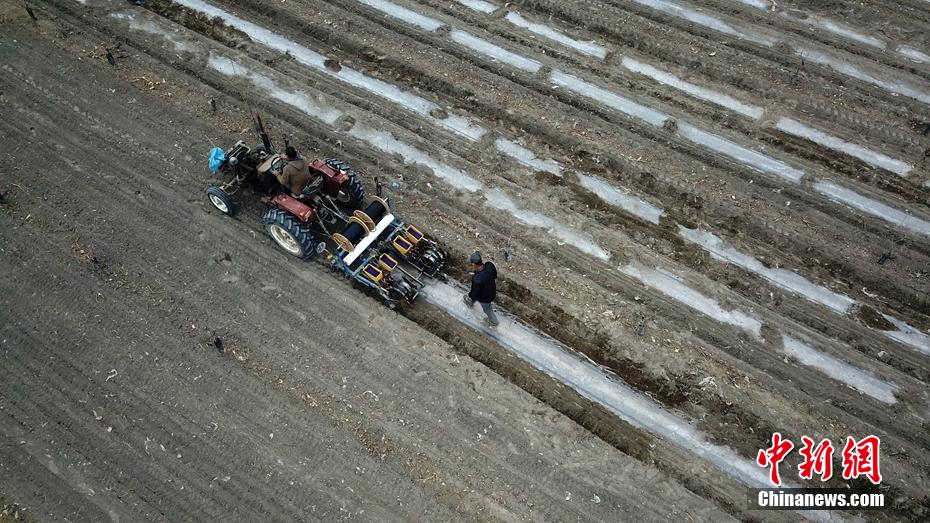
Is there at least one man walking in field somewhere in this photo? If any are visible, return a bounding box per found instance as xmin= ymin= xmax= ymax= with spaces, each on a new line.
xmin=464 ymin=251 xmax=500 ymax=327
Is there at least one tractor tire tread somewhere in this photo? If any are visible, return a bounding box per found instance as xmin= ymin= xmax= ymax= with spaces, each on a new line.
xmin=207 ymin=186 xmax=236 ymax=215
xmin=326 ymin=158 xmax=366 ymax=209
xmin=262 ymin=208 xmax=316 ymax=260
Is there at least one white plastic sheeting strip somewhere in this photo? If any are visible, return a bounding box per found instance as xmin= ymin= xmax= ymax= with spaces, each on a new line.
xmin=485 ymin=189 xmax=609 ymax=260
xmin=776 ymin=118 xmax=912 ymax=177
xmin=813 ymin=181 xmax=930 ymax=238
xmin=795 ymin=47 xmax=930 ymax=106
xmin=211 ymin=55 xmax=471 ymax=195
xmin=455 ymin=0 xmax=497 ymax=14
xmin=733 ymin=0 xmax=770 ymax=10
xmin=209 ymin=55 xmax=344 ymax=125
xmin=622 ymin=57 xmax=764 ymax=120
xmin=494 ymin=138 xmax=561 ymax=175
xmin=347 ymin=125 xmax=484 ymax=192
xmin=679 ymin=223 xmax=930 ymax=359
xmin=898 ymin=46 xmax=930 ymax=65
xmin=550 ymin=70 xmax=670 ymax=126
xmin=632 ymin=0 xmax=776 ymax=47
xmin=577 ymin=174 xmax=665 ymax=225
xmin=450 ymin=29 xmax=543 ymax=72
xmin=881 ymin=315 xmax=930 ymax=357
xmin=505 ymin=12 xmax=607 ymax=59
xmin=356 ymin=0 xmax=444 ymax=31
xmin=781 ymin=12 xmax=886 ymax=50
xmin=617 ymin=55 xmax=915 ymax=176
xmin=736 ymin=0 xmax=772 ymax=11
xmin=111 ymin=12 xmax=195 ymax=53
xmin=675 ymin=122 xmax=804 ymax=182
xmin=455 ymin=2 xmax=607 ymax=59
xmin=677 ymin=226 xmax=856 ymax=314
xmin=781 ymin=336 xmax=897 ymax=404
xmin=622 ymin=245 xmax=898 ymax=403
xmin=621 ymin=263 xmax=763 ymax=338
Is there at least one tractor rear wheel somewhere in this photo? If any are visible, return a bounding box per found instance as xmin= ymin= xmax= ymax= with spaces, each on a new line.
xmin=262 ymin=208 xmax=319 ymax=260
xmin=207 ymin=186 xmax=236 ymax=216
xmin=326 ymin=159 xmax=366 ymax=210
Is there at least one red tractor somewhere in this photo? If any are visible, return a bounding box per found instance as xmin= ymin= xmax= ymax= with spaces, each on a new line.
xmin=205 ymin=115 xmax=365 ymax=259
xmin=205 ymin=114 xmax=446 ymax=308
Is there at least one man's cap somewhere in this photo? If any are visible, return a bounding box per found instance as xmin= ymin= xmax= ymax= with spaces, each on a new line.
xmin=469 ymin=251 xmax=483 ymax=264
xmin=285 ymin=145 xmax=298 ymax=158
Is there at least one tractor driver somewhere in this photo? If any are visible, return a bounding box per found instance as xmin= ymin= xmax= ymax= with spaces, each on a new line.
xmin=272 ymin=146 xmax=315 ymax=197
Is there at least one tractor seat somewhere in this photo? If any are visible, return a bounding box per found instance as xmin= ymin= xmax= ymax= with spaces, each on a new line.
xmin=300 ymin=176 xmax=324 ymax=199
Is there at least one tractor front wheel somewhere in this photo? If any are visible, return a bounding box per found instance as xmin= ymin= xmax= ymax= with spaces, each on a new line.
xmin=326 ymin=159 xmax=366 ymax=210
xmin=262 ymin=208 xmax=319 ymax=260
xmin=207 ymin=186 xmax=236 ymax=216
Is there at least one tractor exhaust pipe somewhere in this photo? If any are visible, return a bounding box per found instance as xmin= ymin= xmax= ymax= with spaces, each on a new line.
xmin=254 ymin=113 xmax=272 ymax=152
